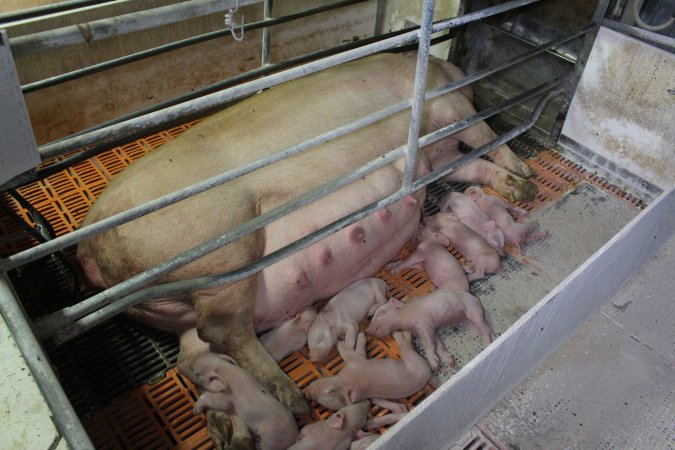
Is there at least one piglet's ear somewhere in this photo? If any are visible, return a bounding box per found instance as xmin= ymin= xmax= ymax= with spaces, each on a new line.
xmin=215 ymin=354 xmax=238 ymax=366
xmin=465 ymin=186 xmax=482 ymax=200
xmin=346 ymin=386 xmax=360 ymax=404
xmin=206 ymin=369 xmax=228 ymax=392
xmin=388 ymin=298 xmax=405 ymax=309
xmin=328 ymin=412 xmax=346 ymax=430
xmin=482 ymin=220 xmax=496 ymax=232
xmin=433 ymin=231 xmax=450 ymax=246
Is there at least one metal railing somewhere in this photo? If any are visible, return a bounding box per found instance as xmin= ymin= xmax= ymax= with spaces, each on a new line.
xmin=0 ymin=0 xmax=593 ymax=447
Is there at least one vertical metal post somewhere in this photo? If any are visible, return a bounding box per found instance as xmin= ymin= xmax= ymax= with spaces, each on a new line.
xmin=402 ymin=0 xmax=435 ymax=188
xmin=549 ymin=0 xmax=610 ymax=143
xmin=0 ymin=276 xmax=94 ymax=449
xmin=374 ymin=0 xmax=387 ymax=36
xmin=262 ymin=0 xmax=273 ymax=66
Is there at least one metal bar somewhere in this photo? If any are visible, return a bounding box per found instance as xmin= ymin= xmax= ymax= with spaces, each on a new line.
xmin=603 ymin=18 xmax=675 ymax=48
xmin=490 ymin=25 xmax=579 ymax=63
xmin=374 ymin=0 xmax=387 ymax=36
xmin=402 ymin=0 xmax=435 ymax=189
xmin=48 ymin=85 xmax=562 ymax=344
xmin=30 ymin=23 xmax=580 ymax=181
xmin=0 ymin=0 xmax=125 ymax=26
xmin=549 ymin=0 xmax=610 ymax=144
xmin=35 ymin=79 xmax=561 ymax=341
xmin=32 ymin=15 xmax=419 ymax=155
xmin=22 ymin=0 xmax=369 ymax=94
xmin=261 ymin=0 xmax=273 ymax=66
xmin=9 ymin=0 xmax=264 ymax=58
xmin=3 ymin=28 xmax=584 ymax=270
xmin=36 ymin=0 xmax=545 ymax=160
xmin=0 ymin=276 xmax=93 ymax=449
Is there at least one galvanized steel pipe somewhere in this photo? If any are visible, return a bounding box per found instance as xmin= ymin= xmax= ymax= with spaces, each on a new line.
xmin=2 ymin=27 xmax=584 ymax=271
xmin=36 ymin=0 xmax=545 ymax=160
xmin=36 ymin=79 xmax=562 ymax=341
xmin=49 ymin=86 xmax=563 ymax=343
xmin=9 ymin=0 xmax=264 ymax=57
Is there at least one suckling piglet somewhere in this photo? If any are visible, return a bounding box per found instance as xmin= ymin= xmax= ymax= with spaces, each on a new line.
xmin=179 ymin=352 xmax=298 ymax=450
xmin=260 ymin=307 xmax=318 ymax=361
xmin=304 ymin=332 xmax=431 ymax=410
xmin=387 ymin=237 xmax=469 ymax=293
xmin=366 ymin=290 xmax=496 ymax=371
xmin=465 ymin=185 xmax=548 ymax=255
xmin=307 ymin=278 xmax=388 ymax=362
xmin=439 ymin=191 xmax=505 ymax=255
xmin=423 ymin=213 xmax=501 ymax=280
xmin=288 ymin=401 xmax=370 ymax=450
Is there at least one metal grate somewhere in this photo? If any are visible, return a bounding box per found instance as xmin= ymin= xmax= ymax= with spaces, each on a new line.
xmin=0 ymin=118 xmax=648 ymax=448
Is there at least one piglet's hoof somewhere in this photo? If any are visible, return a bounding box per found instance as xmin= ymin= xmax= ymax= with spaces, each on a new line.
xmin=206 ymin=410 xmax=255 ymax=450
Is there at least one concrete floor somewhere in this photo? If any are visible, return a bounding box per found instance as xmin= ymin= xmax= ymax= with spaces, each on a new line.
xmin=480 ymin=232 xmax=675 ymax=449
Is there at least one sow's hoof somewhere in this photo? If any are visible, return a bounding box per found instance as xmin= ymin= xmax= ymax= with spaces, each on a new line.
xmin=207 ymin=410 xmax=255 ymax=450
xmin=508 ymin=157 xmax=534 ymax=179
xmin=500 ymin=174 xmax=538 ymax=202
xmin=271 ymin=378 xmax=311 ymax=416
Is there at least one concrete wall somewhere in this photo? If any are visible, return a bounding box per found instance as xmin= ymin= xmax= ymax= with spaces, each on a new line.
xmin=6 ymin=0 xmax=460 ymax=146
xmin=378 ymin=0 xmax=460 ymax=59
xmin=5 ymin=0 xmax=376 ymax=144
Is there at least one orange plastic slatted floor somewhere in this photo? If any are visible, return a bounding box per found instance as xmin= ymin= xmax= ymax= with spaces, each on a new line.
xmin=0 ymin=120 xmax=646 ymax=449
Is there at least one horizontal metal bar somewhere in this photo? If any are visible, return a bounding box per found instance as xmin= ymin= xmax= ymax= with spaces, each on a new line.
xmin=414 ymin=88 xmax=563 ymax=189
xmin=491 ymin=25 xmax=579 ymax=64
xmin=36 ymin=79 xmax=562 ymax=342
xmin=50 ymin=86 xmax=563 ymax=344
xmin=0 ymin=0 xmax=126 ymax=26
xmin=602 ymin=19 xmax=675 ymax=49
xmin=9 ymin=0 xmax=264 ymax=58
xmin=0 ymin=277 xmax=93 ymax=449
xmin=34 ymin=24 xmax=434 ymax=159
xmin=36 ymin=0 xmax=545 ymax=160
xmin=21 ymin=0 xmax=369 ymax=94
xmin=34 ymin=139 xmax=403 ymax=339
xmin=3 ymin=28 xmax=579 ymax=271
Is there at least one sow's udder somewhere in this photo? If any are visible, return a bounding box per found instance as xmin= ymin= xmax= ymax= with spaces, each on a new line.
xmin=254 ymin=194 xmax=424 ymax=332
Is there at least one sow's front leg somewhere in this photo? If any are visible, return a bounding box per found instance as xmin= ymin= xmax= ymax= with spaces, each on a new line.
xmin=426 ymin=91 xmax=537 ymax=202
xmin=194 ymin=275 xmax=309 ymax=416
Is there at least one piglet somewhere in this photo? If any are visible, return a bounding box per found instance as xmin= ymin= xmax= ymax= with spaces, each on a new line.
xmin=423 ymin=213 xmax=501 ymax=281
xmin=439 ymin=192 xmax=505 ymax=255
xmin=304 ymin=332 xmax=431 ymax=410
xmin=387 ymin=237 xmax=469 ymax=293
xmin=366 ymin=290 xmax=496 ymax=371
xmin=307 ymin=278 xmax=388 ymax=362
xmin=179 ymin=352 xmax=298 ymax=450
xmin=288 ymin=401 xmax=370 ymax=450
xmin=260 ymin=307 xmax=318 ymax=361
xmin=465 ymin=186 xmax=548 ymax=255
